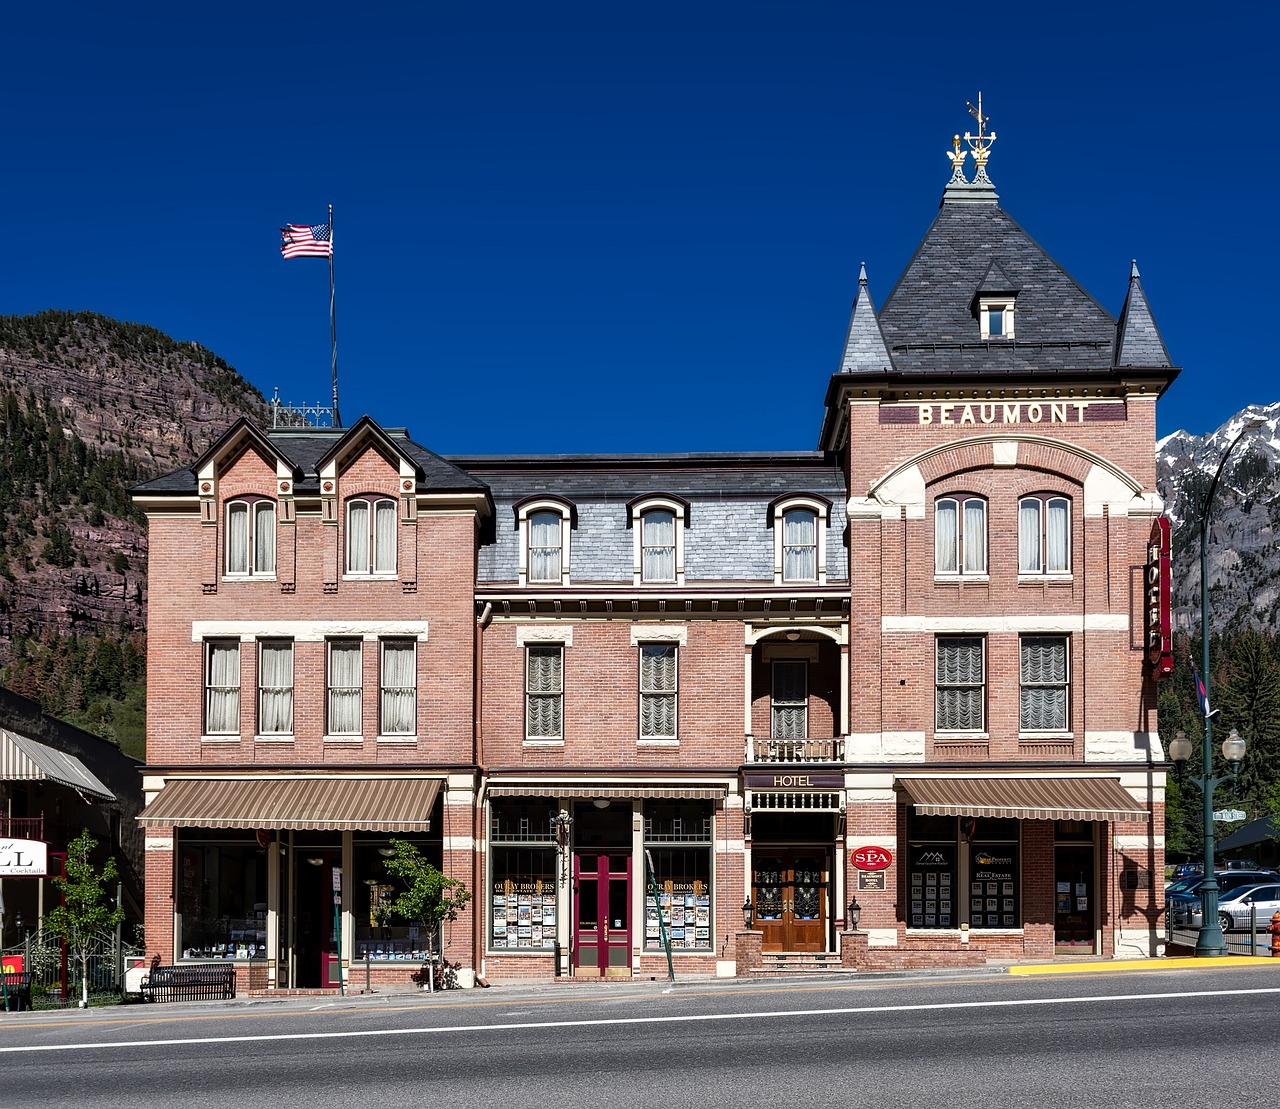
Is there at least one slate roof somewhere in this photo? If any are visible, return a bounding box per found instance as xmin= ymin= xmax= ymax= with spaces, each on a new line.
xmin=838 ymin=263 xmax=894 ymax=375
xmin=1114 ymin=261 xmax=1172 ymax=368
xmin=871 ymin=199 xmax=1122 ymax=376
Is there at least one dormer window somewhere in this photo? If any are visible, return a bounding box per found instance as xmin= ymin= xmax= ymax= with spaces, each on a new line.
xmin=514 ymin=497 xmax=574 ymax=587
xmin=225 ymin=498 xmax=276 ymax=577
xmin=628 ymin=495 xmax=689 ymax=585
xmin=768 ymin=494 xmax=832 ymax=585
xmin=979 ymin=298 xmax=1014 ymax=340
xmin=346 ymin=496 xmax=397 ymax=576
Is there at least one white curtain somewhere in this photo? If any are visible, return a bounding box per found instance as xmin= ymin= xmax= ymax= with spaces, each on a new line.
xmin=783 ymin=510 xmax=817 ymax=581
xmin=347 ymin=501 xmax=370 ymax=573
xmin=328 ymin=640 xmax=362 ymax=734
xmin=226 ymin=502 xmax=249 ymax=574
xmin=1046 ymin=499 xmax=1069 ymax=572
xmin=640 ymin=645 xmax=677 ymax=737
xmin=373 ymin=500 xmax=397 ymax=574
xmin=771 ymin=660 xmax=807 ymax=739
xmin=1018 ymin=499 xmax=1042 ymax=573
xmin=206 ymin=641 xmax=240 ymax=734
xmin=935 ymin=500 xmax=958 ymax=573
xmin=529 ymin=512 xmax=562 ymax=582
xmin=963 ymin=499 xmax=987 ymax=573
xmin=1020 ymin=637 xmax=1067 ymax=730
xmin=259 ymin=641 xmax=293 ymax=734
xmin=381 ymin=640 xmax=416 ymax=734
xmin=526 ymin=647 xmax=563 ymax=737
xmin=642 ymin=511 xmax=675 ymax=581
xmin=254 ymin=502 xmax=276 ymax=574
xmin=936 ymin=638 xmax=983 ymax=730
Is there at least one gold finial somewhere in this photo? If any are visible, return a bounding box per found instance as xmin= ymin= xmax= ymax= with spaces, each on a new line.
xmin=946 ymin=133 xmax=968 ymax=183
xmin=962 ymin=92 xmax=997 ymax=183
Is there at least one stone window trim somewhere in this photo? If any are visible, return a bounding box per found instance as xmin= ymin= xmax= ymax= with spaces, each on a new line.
xmin=934 ymin=493 xmax=988 ymax=579
xmin=525 ymin=643 xmax=564 ymax=744
xmin=1019 ymin=634 xmax=1071 ymax=736
xmin=627 ymin=494 xmax=690 ymax=586
xmin=513 ymin=495 xmax=575 ymax=588
xmin=767 ymin=494 xmax=831 ymax=585
xmin=935 ymin=635 xmax=986 ymax=734
xmin=203 ymin=638 xmax=241 ymax=739
xmin=638 ymin=641 xmax=679 ymax=743
xmin=223 ymin=495 xmax=277 ymax=580
xmin=977 ymin=295 xmax=1016 ymax=341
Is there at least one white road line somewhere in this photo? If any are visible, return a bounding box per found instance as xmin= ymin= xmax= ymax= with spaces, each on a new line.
xmin=6 ymin=986 xmax=1279 ymax=1054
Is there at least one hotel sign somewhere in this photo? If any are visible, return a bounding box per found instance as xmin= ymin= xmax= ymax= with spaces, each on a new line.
xmin=1146 ymin=516 xmax=1173 ymax=680
xmin=881 ymin=400 xmax=1126 ymax=427
xmin=743 ymin=771 xmax=844 ymax=790
xmin=0 ymin=838 xmax=47 ymax=876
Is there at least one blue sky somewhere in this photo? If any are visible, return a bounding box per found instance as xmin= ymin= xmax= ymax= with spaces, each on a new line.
xmin=4 ymin=3 xmax=1275 ymax=454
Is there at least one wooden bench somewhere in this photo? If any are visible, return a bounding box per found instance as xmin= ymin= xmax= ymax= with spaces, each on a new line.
xmin=0 ymin=971 xmax=34 ymax=1012
xmin=139 ymin=963 xmax=237 ymax=1003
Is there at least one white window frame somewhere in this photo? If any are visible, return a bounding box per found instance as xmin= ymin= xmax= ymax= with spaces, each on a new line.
xmin=379 ymin=638 xmax=417 ymax=739
xmin=630 ymin=497 xmax=687 ymax=585
xmin=978 ymin=296 xmax=1015 ymax=340
xmin=516 ymin=498 xmax=572 ymax=587
xmin=257 ymin=638 xmax=294 ymax=738
xmin=326 ymin=638 xmax=363 ymax=738
xmin=224 ymin=498 xmax=276 ymax=579
xmin=345 ymin=495 xmax=398 ymax=577
xmin=639 ymin=643 xmax=679 ymax=743
xmin=1019 ymin=635 xmax=1070 ymax=735
xmin=1018 ymin=495 xmax=1071 ymax=577
xmin=935 ymin=636 xmax=986 ymax=734
xmin=203 ymin=639 xmax=241 ymax=738
xmin=524 ymin=644 xmax=564 ymax=745
xmin=772 ymin=496 xmax=829 ymax=584
xmin=934 ymin=495 xmax=988 ymax=578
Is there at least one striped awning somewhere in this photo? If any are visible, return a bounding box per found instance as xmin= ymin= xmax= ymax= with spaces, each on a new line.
xmin=0 ymin=728 xmax=114 ymax=801
xmin=899 ymin=776 xmax=1148 ymax=822
xmin=138 ymin=777 xmax=439 ymax=831
xmin=487 ymin=785 xmax=724 ymax=800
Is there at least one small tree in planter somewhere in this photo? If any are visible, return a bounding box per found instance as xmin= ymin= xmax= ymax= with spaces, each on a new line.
xmin=44 ymin=830 xmax=125 ymax=1008
xmin=383 ymin=839 xmax=472 ymax=990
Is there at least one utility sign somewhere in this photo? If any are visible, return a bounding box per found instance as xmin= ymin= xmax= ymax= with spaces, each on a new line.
xmin=1213 ymin=809 xmax=1247 ymax=822
xmin=1146 ymin=516 xmax=1173 ymax=679
xmin=331 ymin=866 xmax=342 ymax=906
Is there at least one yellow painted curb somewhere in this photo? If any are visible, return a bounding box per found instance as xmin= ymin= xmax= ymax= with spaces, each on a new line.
xmin=1009 ymin=955 xmax=1277 ymax=975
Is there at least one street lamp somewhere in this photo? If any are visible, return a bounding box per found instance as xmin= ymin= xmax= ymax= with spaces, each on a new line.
xmin=1176 ymin=415 xmax=1262 ymax=956
xmin=742 ymin=898 xmax=754 ymax=930
xmin=848 ymin=897 xmax=862 ymax=931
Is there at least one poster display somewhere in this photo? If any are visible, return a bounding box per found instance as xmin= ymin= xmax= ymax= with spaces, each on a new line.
xmin=970 ymin=844 xmax=1018 ymax=928
xmin=644 ymin=879 xmax=711 ymax=950
xmin=906 ymin=843 xmax=955 ymax=929
xmin=490 ymin=879 xmax=557 ymax=950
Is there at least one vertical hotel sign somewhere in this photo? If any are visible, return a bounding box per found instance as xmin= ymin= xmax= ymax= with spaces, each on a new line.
xmin=1147 ymin=516 xmax=1173 ymax=680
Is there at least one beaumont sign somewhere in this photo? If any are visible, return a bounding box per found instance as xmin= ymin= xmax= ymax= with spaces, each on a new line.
xmin=881 ymin=399 xmax=1127 ymax=428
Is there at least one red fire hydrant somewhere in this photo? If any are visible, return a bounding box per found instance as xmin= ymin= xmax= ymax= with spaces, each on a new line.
xmin=1269 ymin=912 xmax=1280 ymax=957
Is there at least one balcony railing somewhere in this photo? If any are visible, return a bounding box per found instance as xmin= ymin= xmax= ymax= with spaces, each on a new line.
xmin=747 ymin=735 xmax=844 ymax=763
xmin=0 ymin=816 xmax=45 ymax=840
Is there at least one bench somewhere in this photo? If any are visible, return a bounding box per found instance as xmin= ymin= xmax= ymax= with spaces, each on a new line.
xmin=139 ymin=963 xmax=237 ymax=1003
xmin=0 ymin=971 xmax=34 ymax=1012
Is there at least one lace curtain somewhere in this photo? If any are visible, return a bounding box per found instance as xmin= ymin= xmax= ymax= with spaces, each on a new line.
xmin=1046 ymin=499 xmax=1069 ymax=572
xmin=783 ymin=510 xmax=817 ymax=581
xmin=640 ymin=646 xmax=677 ymax=738
xmin=1020 ymin=637 xmax=1067 ymax=730
xmin=259 ymin=641 xmax=294 ymax=734
xmin=205 ymin=641 xmax=240 ymax=733
xmin=381 ymin=640 xmax=416 ymax=734
xmin=526 ymin=647 xmax=563 ymax=737
xmin=963 ymin=499 xmax=986 ymax=573
xmin=226 ymin=503 xmax=249 ymax=574
xmin=373 ymin=500 xmax=397 ymax=574
xmin=1018 ymin=499 xmax=1042 ymax=573
xmin=642 ymin=511 xmax=675 ymax=581
xmin=347 ymin=501 xmax=370 ymax=573
xmin=328 ymin=640 xmax=362 ymax=734
xmin=528 ymin=512 xmax=562 ymax=581
xmin=771 ymin=660 xmax=807 ymax=739
xmin=935 ymin=500 xmax=958 ymax=573
xmin=253 ymin=502 xmax=276 ymax=574
xmin=936 ymin=638 xmax=983 ymax=730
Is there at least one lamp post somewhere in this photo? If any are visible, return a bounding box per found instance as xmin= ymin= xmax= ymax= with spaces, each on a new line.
xmin=1171 ymin=416 xmax=1261 ymax=956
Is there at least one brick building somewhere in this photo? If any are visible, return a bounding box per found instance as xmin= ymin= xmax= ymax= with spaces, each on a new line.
xmin=132 ymin=119 xmax=1174 ymax=987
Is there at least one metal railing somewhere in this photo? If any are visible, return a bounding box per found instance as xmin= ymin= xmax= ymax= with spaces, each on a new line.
xmin=2 ymin=926 xmax=143 ymax=1007
xmin=747 ymin=735 xmax=845 ymax=762
xmin=1165 ymin=902 xmax=1277 ymax=957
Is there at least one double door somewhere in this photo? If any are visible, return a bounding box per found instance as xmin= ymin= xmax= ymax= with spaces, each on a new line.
xmin=752 ymin=849 xmax=829 ymax=952
xmin=573 ymin=852 xmax=631 ymax=977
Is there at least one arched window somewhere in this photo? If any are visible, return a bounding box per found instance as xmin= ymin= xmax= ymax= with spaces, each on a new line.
xmin=769 ymin=494 xmax=831 ymax=584
xmin=935 ymin=496 xmax=986 ymax=576
xmin=641 ymin=510 xmax=676 ymax=582
xmin=1018 ymin=495 xmax=1070 ymax=574
xmin=225 ymin=498 xmax=276 ymax=577
xmin=515 ymin=497 xmax=574 ymax=587
xmin=346 ymin=496 xmax=397 ymax=575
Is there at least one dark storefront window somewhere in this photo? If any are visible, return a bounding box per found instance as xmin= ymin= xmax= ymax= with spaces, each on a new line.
xmin=969 ymin=819 xmax=1020 ymax=929
xmin=352 ymin=835 xmax=435 ymax=962
xmin=644 ymin=801 xmax=713 ymax=951
xmin=906 ymin=813 xmax=1020 ymax=930
xmin=178 ymin=834 xmax=267 ymax=959
xmin=490 ymin=800 xmax=557 ymax=951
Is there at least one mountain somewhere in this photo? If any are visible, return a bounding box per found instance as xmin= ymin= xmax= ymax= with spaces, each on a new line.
xmin=1156 ymin=403 xmax=1280 ymax=634
xmin=0 ymin=310 xmax=269 ymax=754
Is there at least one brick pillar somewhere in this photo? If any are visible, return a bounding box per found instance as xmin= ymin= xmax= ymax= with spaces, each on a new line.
xmin=734 ymin=929 xmax=762 ymax=975
xmin=144 ymin=829 xmax=175 ymax=964
xmin=841 ymin=929 xmax=868 ymax=969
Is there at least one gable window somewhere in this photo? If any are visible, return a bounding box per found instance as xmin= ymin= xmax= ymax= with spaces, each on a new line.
xmin=528 ymin=511 xmax=563 ymax=583
xmin=258 ymin=639 xmax=294 ymax=736
xmin=936 ymin=636 xmax=984 ymax=732
xmin=978 ymin=297 xmax=1015 ymax=340
xmin=935 ymin=496 xmax=987 ymax=576
xmin=327 ymin=639 xmax=362 ymax=736
xmin=639 ymin=644 xmax=678 ymax=740
xmin=1018 ymin=496 xmax=1070 ymax=575
xmin=204 ymin=639 xmax=240 ymax=736
xmin=226 ymin=499 xmax=275 ymax=577
xmin=380 ymin=639 xmax=416 ymax=736
xmin=782 ymin=510 xmax=818 ymax=582
xmin=526 ymin=645 xmax=563 ymax=741
xmin=346 ymin=496 xmax=397 ymax=575
xmin=1020 ymin=636 xmax=1069 ymax=732
xmin=771 ymin=660 xmax=808 ymax=739
xmin=642 ymin=510 xmax=676 ymax=582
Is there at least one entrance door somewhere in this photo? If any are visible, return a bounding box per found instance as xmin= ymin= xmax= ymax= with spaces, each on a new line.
xmin=573 ymin=852 xmax=631 ymax=978
xmin=752 ymin=849 xmax=829 ymax=952
xmin=293 ymin=849 xmax=342 ymax=988
xmin=1054 ymin=845 xmax=1096 ymax=954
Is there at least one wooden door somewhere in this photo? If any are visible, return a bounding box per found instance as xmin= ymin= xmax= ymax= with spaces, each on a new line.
xmin=752 ymin=849 xmax=829 ymax=952
xmin=573 ymin=853 xmax=632 ymax=977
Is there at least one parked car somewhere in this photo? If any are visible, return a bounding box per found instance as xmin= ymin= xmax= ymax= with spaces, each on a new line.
xmin=1213 ymin=883 xmax=1280 ymax=933
xmin=1170 ymin=861 xmax=1203 ymax=881
xmin=1168 ymin=870 xmax=1280 ymax=926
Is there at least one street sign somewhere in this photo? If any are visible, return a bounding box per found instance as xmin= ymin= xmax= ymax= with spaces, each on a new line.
xmin=1212 ymin=809 xmax=1247 ymax=822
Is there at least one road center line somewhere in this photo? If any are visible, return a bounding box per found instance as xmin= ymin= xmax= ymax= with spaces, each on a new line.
xmin=5 ymin=985 xmax=1279 ymax=1054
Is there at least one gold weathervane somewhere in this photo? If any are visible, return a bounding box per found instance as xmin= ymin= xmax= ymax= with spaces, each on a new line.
xmin=963 ymin=93 xmax=996 ymax=183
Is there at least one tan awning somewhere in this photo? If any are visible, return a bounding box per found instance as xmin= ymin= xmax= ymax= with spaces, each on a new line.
xmin=899 ymin=777 xmax=1148 ymax=822
xmin=487 ymin=785 xmax=723 ymax=800
xmin=138 ymin=777 xmax=439 ymax=831
xmin=0 ymin=728 xmax=114 ymax=801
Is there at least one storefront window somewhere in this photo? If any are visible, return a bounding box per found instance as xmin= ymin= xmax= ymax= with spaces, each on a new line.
xmin=644 ymin=801 xmax=713 ymax=951
xmin=970 ymin=819 xmax=1020 ymax=930
xmin=489 ymin=800 xmax=557 ymax=951
xmin=353 ymin=836 xmax=436 ymax=962
xmin=178 ymin=834 xmax=267 ymax=959
xmin=906 ymin=813 xmax=1020 ymax=930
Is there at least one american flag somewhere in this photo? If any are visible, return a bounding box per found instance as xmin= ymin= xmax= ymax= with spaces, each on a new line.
xmin=280 ymin=223 xmax=332 ymax=259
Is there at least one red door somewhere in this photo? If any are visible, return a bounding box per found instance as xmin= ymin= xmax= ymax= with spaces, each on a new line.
xmin=573 ymin=853 xmax=631 ymax=978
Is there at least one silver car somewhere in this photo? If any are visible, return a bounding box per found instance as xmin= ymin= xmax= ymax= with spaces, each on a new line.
xmin=1183 ymin=882 xmax=1280 ymax=932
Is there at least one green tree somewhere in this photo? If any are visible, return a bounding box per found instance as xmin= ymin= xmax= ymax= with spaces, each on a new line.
xmin=383 ymin=839 xmax=472 ymax=961
xmin=43 ymin=830 xmax=125 ymax=1007
xmin=1215 ymin=627 xmax=1280 ymax=812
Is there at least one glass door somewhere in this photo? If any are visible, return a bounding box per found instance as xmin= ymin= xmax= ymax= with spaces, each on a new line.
xmin=573 ymin=852 xmax=631 ymax=977
xmin=752 ymin=849 xmax=829 ymax=952
xmin=1054 ymin=844 xmax=1095 ymax=953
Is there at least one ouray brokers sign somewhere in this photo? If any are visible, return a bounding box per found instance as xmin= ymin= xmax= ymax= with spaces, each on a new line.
xmin=0 ymin=838 xmax=48 ymax=876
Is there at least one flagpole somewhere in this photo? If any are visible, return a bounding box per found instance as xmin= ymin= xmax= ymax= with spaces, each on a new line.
xmin=329 ymin=202 xmax=341 ymax=428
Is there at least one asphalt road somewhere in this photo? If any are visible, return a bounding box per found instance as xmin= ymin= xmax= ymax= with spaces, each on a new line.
xmin=2 ymin=966 xmax=1278 ymax=1108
